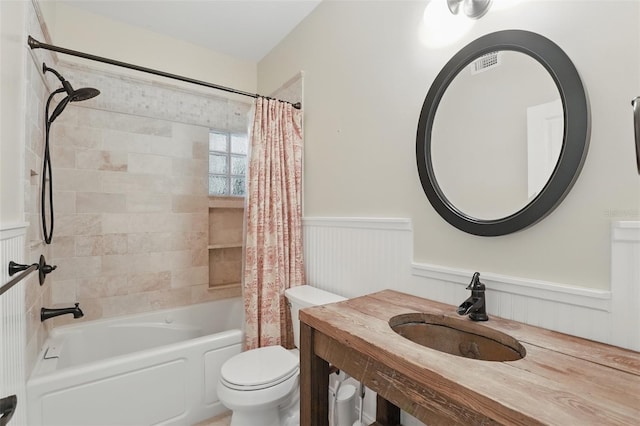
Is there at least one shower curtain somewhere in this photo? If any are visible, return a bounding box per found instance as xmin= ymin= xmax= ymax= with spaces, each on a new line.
xmin=243 ymin=97 xmax=305 ymax=350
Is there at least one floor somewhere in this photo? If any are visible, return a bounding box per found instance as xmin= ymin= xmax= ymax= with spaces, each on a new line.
xmin=194 ymin=412 xmax=231 ymax=426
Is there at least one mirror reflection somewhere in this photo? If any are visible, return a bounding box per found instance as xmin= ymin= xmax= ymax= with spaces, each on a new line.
xmin=431 ymin=51 xmax=562 ymax=220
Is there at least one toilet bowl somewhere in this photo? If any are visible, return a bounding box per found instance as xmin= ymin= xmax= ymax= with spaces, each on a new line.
xmin=217 ymin=285 xmax=346 ymax=426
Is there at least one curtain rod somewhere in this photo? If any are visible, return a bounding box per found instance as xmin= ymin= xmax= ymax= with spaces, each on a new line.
xmin=27 ymin=36 xmax=301 ymax=109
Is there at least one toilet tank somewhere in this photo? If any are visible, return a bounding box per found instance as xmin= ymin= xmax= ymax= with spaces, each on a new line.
xmin=284 ymin=285 xmax=346 ymax=348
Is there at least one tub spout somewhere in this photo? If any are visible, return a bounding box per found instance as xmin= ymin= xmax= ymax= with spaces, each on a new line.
xmin=41 ymin=303 xmax=84 ymax=322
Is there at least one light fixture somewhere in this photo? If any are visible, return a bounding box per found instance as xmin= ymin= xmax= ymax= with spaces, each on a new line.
xmin=447 ymin=0 xmax=493 ymax=19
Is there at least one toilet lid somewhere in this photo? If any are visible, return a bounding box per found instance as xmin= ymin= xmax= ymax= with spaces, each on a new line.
xmin=221 ymin=346 xmax=299 ymax=390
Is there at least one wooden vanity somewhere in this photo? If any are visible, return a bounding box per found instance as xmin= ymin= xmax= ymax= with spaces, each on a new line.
xmin=299 ymin=290 xmax=640 ymax=425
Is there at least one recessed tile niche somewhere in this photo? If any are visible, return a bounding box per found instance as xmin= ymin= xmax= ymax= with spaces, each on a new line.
xmin=208 ymin=198 xmax=244 ymax=293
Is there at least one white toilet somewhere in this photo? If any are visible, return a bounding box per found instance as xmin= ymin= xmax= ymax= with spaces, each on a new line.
xmin=217 ymin=285 xmax=346 ymax=426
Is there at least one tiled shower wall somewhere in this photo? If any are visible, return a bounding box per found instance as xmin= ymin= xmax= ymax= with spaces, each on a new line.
xmin=32 ymin=63 xmax=251 ymax=328
xmin=24 ymin=0 xmax=56 ymax=380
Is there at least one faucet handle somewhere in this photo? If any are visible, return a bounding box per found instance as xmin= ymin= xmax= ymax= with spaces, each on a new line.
xmin=466 ymin=272 xmax=484 ymax=290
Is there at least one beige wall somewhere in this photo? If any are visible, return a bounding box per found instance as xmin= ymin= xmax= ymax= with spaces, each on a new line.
xmin=258 ymin=0 xmax=640 ymax=290
xmin=0 ymin=0 xmax=27 ymax=225
xmin=39 ymin=2 xmax=257 ymax=95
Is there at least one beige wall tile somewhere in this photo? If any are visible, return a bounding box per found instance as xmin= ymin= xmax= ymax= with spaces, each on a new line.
xmin=97 ymin=287 xmax=190 ymax=318
xmin=101 ymin=214 xmax=130 ymax=234
xmin=128 ymin=213 xmax=176 ymax=233
xmin=169 ymin=231 xmax=207 ymax=251
xmin=76 ymin=150 xmax=128 ymax=171
xmin=54 ymin=191 xmax=77 ymax=215
xmin=127 ymin=232 xmax=172 ymax=254
xmin=76 ymin=235 xmax=104 ymax=256
xmin=172 ymin=122 xmax=209 ymax=143
xmin=101 ymin=129 xmax=152 ymax=153
xmin=103 ymin=233 xmax=128 ymax=255
xmin=77 ymin=275 xmax=129 ymax=299
xmin=39 ymin=99 xmax=246 ymax=323
xmin=74 ymin=214 xmax=102 ymax=235
xmin=52 ymin=235 xmax=76 ymax=258
xmin=128 ymin=152 xmax=173 ymax=175
xmin=170 ymin=175 xmax=207 ymax=195
xmin=50 ymin=122 xmax=102 ymax=150
xmin=51 ymin=279 xmax=78 ymax=304
xmin=191 ymin=248 xmax=209 ymax=267
xmin=76 ymin=108 xmax=172 ymax=137
xmin=128 ymin=271 xmax=172 ymax=293
xmin=55 ymin=169 xmax=102 ymax=192
xmin=126 ymin=192 xmax=171 ymax=213
xmin=53 ymin=215 xmax=76 ymax=237
xmin=192 ymin=141 xmax=208 ymax=160
xmin=51 ymin=145 xmax=77 ymax=168
xmin=53 ymin=213 xmax=102 ymax=237
xmin=77 ymin=192 xmax=126 ymax=214
xmin=102 ymin=171 xmax=171 ymax=193
xmin=52 ymin=256 xmax=101 ymax=280
xmin=176 ymin=213 xmax=208 ymax=233
xmin=191 ymin=284 xmax=241 ymax=304
xmin=172 ymin=194 xmax=208 ymax=213
xmin=172 ymin=158 xmax=207 ymax=177
xmin=171 ymin=266 xmax=209 ymax=288
xmin=150 ymin=138 xmax=193 ymax=159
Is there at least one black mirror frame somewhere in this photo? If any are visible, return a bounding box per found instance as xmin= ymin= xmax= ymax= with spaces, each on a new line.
xmin=416 ymin=30 xmax=590 ymax=236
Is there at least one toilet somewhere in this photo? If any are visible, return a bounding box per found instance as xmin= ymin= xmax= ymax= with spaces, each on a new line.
xmin=217 ymin=285 xmax=346 ymax=426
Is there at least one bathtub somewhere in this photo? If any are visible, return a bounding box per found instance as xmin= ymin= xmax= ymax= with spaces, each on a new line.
xmin=27 ymin=298 xmax=244 ymax=426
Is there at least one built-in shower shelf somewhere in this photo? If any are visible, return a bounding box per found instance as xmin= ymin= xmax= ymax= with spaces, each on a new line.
xmin=208 ymin=243 xmax=243 ymax=250
xmin=209 ymin=197 xmax=244 ymax=291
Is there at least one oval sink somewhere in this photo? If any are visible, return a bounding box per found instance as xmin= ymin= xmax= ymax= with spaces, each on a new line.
xmin=389 ymin=313 xmax=526 ymax=361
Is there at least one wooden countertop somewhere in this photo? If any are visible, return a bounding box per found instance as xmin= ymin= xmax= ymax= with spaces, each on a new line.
xmin=299 ymin=290 xmax=640 ymax=425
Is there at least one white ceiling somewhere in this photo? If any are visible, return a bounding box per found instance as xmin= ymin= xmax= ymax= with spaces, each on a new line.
xmin=60 ymin=0 xmax=322 ymax=62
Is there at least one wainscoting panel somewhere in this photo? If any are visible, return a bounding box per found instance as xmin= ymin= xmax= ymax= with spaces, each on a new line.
xmin=611 ymin=221 xmax=640 ymax=350
xmin=303 ymin=218 xmax=413 ymax=298
xmin=303 ymin=217 xmax=638 ymax=349
xmin=0 ymin=224 xmax=29 ymax=425
xmin=302 ymin=218 xmax=639 ymax=425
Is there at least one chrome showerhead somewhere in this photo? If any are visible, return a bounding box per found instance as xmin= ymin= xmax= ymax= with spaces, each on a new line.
xmin=43 ymin=63 xmax=100 ymax=123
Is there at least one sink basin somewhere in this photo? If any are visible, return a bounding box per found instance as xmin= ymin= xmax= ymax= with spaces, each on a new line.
xmin=389 ymin=313 xmax=525 ymax=361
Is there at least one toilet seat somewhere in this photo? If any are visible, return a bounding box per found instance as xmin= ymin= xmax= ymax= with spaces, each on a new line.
xmin=220 ymin=346 xmax=299 ymax=391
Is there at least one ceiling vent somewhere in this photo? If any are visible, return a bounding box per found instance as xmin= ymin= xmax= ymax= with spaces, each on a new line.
xmin=471 ymin=52 xmax=501 ymax=75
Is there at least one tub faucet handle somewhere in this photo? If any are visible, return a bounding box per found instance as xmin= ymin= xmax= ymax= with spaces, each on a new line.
xmin=38 ymin=254 xmax=56 ymax=285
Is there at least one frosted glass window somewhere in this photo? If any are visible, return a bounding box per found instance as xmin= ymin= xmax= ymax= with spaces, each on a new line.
xmin=209 ymin=154 xmax=228 ymax=174
xmin=231 ymin=135 xmax=248 ymax=154
xmin=231 ymin=177 xmax=246 ymax=196
xmin=231 ymin=156 xmax=246 ymax=176
xmin=209 ymin=132 xmax=227 ymax=151
xmin=209 ymin=176 xmax=228 ymax=195
xmin=209 ymin=130 xmax=248 ymax=196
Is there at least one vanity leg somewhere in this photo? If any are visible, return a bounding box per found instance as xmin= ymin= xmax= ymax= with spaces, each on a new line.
xmin=300 ymin=322 xmax=329 ymax=426
xmin=375 ymin=394 xmax=401 ymax=426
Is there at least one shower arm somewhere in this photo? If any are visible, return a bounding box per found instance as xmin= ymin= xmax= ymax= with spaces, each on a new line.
xmin=28 ymin=36 xmax=301 ymax=109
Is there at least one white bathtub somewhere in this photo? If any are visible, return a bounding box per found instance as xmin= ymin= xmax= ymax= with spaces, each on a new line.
xmin=27 ymin=298 xmax=244 ymax=426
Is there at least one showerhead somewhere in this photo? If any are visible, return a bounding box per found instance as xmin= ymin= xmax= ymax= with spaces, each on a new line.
xmin=43 ymin=63 xmax=100 ymax=123
xmin=70 ymin=87 xmax=100 ymax=102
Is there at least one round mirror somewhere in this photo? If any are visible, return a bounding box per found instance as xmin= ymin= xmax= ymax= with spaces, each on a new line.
xmin=416 ymin=30 xmax=590 ymax=236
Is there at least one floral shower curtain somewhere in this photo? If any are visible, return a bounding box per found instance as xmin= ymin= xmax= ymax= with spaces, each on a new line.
xmin=243 ymin=97 xmax=305 ymax=350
